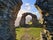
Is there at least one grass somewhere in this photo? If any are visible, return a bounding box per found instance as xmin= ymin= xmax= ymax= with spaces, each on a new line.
xmin=28 ymin=21 xmax=32 ymax=25
xmin=16 ymin=27 xmax=42 ymax=40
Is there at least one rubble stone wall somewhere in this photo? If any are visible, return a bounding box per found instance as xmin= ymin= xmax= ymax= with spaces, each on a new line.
xmin=0 ymin=0 xmax=22 ymax=40
xmin=35 ymin=0 xmax=53 ymax=40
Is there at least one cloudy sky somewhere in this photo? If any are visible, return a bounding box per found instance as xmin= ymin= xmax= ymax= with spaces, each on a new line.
xmin=15 ymin=0 xmax=42 ymax=26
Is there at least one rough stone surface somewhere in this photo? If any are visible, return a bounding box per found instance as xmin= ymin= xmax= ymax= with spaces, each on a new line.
xmin=0 ymin=0 xmax=22 ymax=40
xmin=35 ymin=0 xmax=53 ymax=40
xmin=20 ymin=12 xmax=41 ymax=27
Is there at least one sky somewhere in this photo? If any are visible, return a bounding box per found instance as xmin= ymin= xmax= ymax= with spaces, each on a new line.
xmin=21 ymin=0 xmax=37 ymax=12
xmin=15 ymin=0 xmax=42 ymax=26
xmin=17 ymin=0 xmax=41 ymax=18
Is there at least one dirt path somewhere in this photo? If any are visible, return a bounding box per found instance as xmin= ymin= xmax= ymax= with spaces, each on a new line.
xmin=21 ymin=33 xmax=35 ymax=40
xmin=20 ymin=28 xmax=35 ymax=40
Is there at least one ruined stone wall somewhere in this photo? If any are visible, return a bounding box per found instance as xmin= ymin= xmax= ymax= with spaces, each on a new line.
xmin=32 ymin=17 xmax=40 ymax=27
xmin=20 ymin=13 xmax=41 ymax=27
xmin=35 ymin=0 xmax=53 ymax=40
xmin=20 ymin=16 xmax=25 ymax=27
xmin=0 ymin=0 xmax=22 ymax=40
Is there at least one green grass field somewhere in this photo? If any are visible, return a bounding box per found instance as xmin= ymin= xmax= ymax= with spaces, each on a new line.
xmin=16 ymin=27 xmax=42 ymax=40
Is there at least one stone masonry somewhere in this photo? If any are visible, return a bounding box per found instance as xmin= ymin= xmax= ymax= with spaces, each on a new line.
xmin=0 ymin=0 xmax=22 ymax=40
xmin=20 ymin=12 xmax=41 ymax=27
xmin=35 ymin=0 xmax=53 ymax=40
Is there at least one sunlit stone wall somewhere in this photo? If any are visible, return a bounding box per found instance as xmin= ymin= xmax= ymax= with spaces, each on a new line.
xmin=35 ymin=0 xmax=53 ymax=40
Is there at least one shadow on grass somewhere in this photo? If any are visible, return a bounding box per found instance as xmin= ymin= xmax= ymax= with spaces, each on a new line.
xmin=15 ymin=24 xmax=43 ymax=28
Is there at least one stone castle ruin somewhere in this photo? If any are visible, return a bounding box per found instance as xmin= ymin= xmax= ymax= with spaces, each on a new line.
xmin=0 ymin=0 xmax=53 ymax=40
xmin=19 ymin=12 xmax=41 ymax=27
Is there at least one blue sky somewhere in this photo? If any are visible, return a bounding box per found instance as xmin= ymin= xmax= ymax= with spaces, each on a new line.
xmin=22 ymin=0 xmax=36 ymax=4
xmin=17 ymin=0 xmax=41 ymax=19
xmin=21 ymin=0 xmax=38 ymax=12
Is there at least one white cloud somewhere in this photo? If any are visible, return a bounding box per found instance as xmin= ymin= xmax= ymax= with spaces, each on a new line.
xmin=25 ymin=3 xmax=30 ymax=6
xmin=25 ymin=3 xmax=31 ymax=11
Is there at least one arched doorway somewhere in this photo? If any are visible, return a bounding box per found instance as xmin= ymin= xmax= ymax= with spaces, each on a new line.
xmin=20 ymin=12 xmax=41 ymax=27
xmin=25 ymin=15 xmax=32 ymax=25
